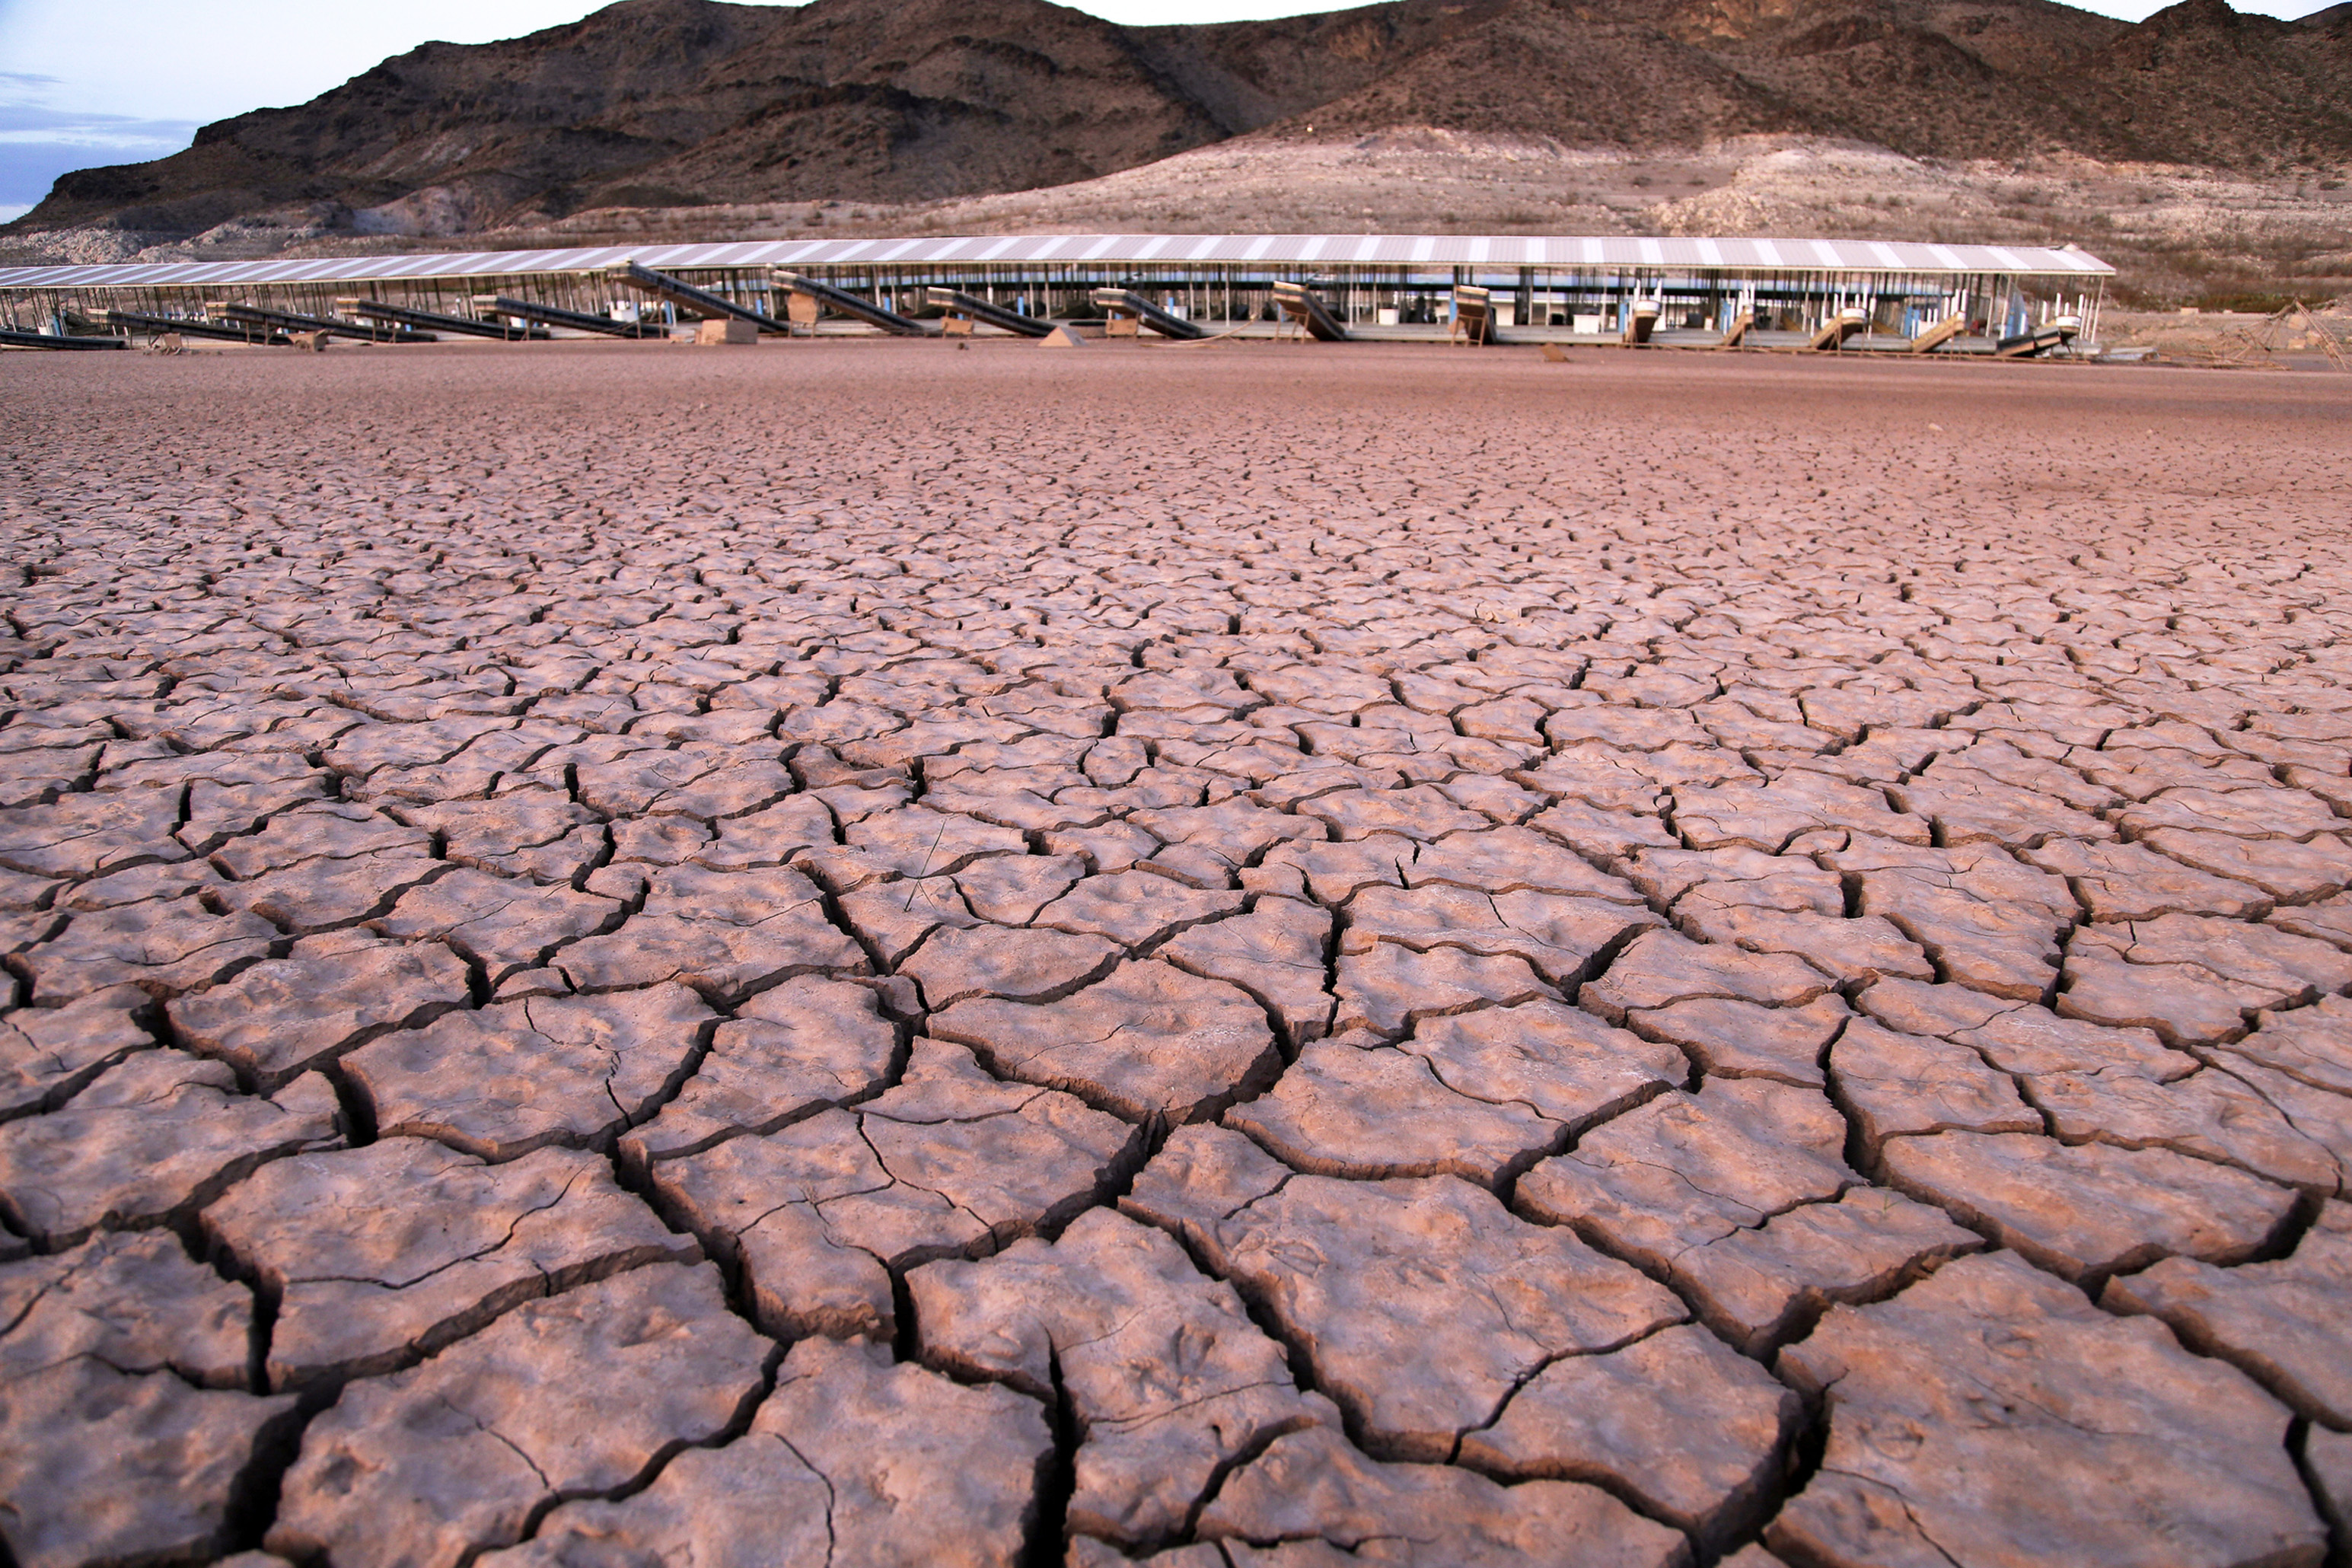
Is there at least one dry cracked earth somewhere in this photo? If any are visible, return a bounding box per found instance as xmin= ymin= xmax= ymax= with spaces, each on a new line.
xmin=2 ymin=339 xmax=2351 ymax=1568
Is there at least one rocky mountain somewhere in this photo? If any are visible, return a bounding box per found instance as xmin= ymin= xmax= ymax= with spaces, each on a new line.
xmin=11 ymin=0 xmax=2349 ymax=241
xmin=1290 ymin=0 xmax=2352 ymax=167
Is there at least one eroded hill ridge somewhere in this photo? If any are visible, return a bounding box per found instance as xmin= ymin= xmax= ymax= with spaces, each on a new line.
xmin=11 ymin=0 xmax=2351 ymax=243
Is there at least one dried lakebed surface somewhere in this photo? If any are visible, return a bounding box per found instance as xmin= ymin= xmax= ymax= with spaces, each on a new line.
xmin=3 ymin=341 xmax=2351 ymax=1568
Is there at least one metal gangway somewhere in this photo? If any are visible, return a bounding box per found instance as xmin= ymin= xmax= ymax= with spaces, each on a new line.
xmin=105 ymin=309 xmax=288 ymax=346
xmin=1091 ymin=288 xmax=1209 ymax=340
xmin=775 ymin=272 xmax=931 ymax=336
xmin=1270 ymin=282 xmax=1347 ymax=342
xmin=339 ymin=298 xmax=549 ymax=340
xmin=926 ymin=288 xmax=1052 ymax=338
xmin=616 ymin=261 xmax=789 ymax=334
xmin=1997 ymin=317 xmax=2080 ymax=359
xmin=476 ymin=296 xmax=668 ymax=338
xmin=208 ymin=301 xmax=433 ymax=343
xmin=0 ymin=324 xmax=123 ymax=350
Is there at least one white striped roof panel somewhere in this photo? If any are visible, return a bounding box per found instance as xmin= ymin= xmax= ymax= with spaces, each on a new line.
xmin=0 ymin=233 xmax=2115 ymax=290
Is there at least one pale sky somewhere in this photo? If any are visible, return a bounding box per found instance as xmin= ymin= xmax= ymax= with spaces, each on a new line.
xmin=0 ymin=0 xmax=2334 ymax=221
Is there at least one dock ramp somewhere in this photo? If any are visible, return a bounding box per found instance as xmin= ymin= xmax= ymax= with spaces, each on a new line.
xmin=1717 ymin=312 xmax=1754 ymax=349
xmin=616 ymin=261 xmax=788 ymax=334
xmin=0 ymin=325 xmax=123 ymax=350
xmin=776 ymin=272 xmax=932 ymax=336
xmin=1806 ymin=308 xmax=1869 ymax=352
xmin=1996 ymin=317 xmax=2079 ymax=359
xmin=926 ymin=288 xmax=1053 ymax=338
xmin=477 ymin=297 xmax=667 ymax=338
xmin=1449 ymin=286 xmax=1496 ymax=345
xmin=1270 ymin=282 xmax=1348 ymax=341
xmin=106 ymin=309 xmax=288 ymax=346
xmin=208 ymin=301 xmax=432 ymax=343
xmin=1909 ymin=316 xmax=1965 ymax=354
xmin=339 ymin=298 xmax=548 ymax=341
xmin=1092 ymin=288 xmax=1209 ymax=340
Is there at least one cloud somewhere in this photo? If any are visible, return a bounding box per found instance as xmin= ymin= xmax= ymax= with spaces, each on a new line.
xmin=0 ymin=104 xmax=199 ymax=145
xmin=0 ymin=66 xmax=194 ymax=210
xmin=0 ymin=134 xmax=193 ymax=209
xmin=0 ymin=113 xmax=199 ymax=210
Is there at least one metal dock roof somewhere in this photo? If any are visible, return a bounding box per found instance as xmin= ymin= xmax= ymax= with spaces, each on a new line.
xmin=0 ymin=234 xmax=2114 ymax=291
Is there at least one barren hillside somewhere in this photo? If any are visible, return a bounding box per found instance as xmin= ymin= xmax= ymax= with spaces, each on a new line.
xmin=8 ymin=0 xmax=2347 ymax=247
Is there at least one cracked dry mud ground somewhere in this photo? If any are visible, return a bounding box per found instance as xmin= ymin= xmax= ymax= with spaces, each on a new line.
xmin=2 ymin=340 xmax=2350 ymax=1568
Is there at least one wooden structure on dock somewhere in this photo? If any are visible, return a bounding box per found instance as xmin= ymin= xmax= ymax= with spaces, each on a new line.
xmin=1909 ymin=315 xmax=1965 ymax=354
xmin=1449 ymin=285 xmax=1495 ymax=345
xmin=1807 ymin=308 xmax=1869 ymax=352
xmin=1271 ymin=281 xmax=1349 ymax=342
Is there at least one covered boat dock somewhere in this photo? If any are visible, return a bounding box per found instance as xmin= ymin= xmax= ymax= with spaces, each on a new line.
xmin=0 ymin=232 xmax=2113 ymax=353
